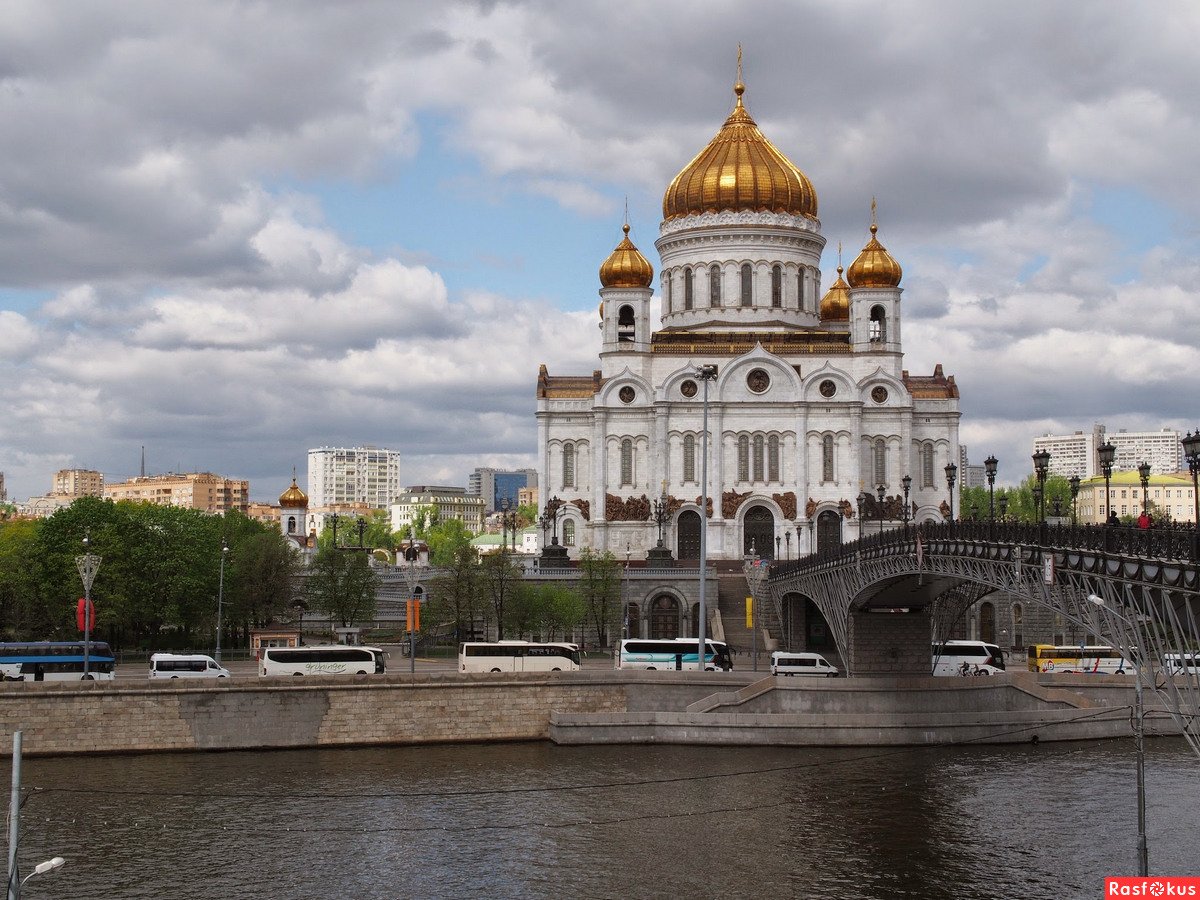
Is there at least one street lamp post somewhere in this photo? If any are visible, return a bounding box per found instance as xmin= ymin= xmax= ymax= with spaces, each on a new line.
xmin=784 ymin=529 xmax=792 ymax=560
xmin=215 ymin=539 xmax=229 ymax=664
xmin=1183 ymin=430 xmax=1200 ymax=560
xmin=876 ymin=483 xmax=886 ymax=535
xmin=328 ymin=512 xmax=340 ymax=547
xmin=901 ymin=474 xmax=912 ymax=527
xmin=1087 ymin=594 xmax=1148 ymax=876
xmin=857 ymin=491 xmax=868 ymax=539
xmin=998 ymin=494 xmax=1008 ymax=522
xmin=944 ymin=463 xmax=957 ymax=531
xmin=984 ymin=455 xmax=998 ymax=537
xmin=695 ymin=364 xmax=718 ymax=665
xmin=74 ymin=534 xmax=101 ymax=680
xmin=1099 ymin=440 xmax=1117 ymax=523
xmin=1069 ymin=475 xmax=1081 ymax=526
xmin=1138 ymin=461 xmax=1151 ymax=520
xmin=1032 ymin=450 xmax=1051 ymax=523
xmin=404 ymin=527 xmax=419 ymax=673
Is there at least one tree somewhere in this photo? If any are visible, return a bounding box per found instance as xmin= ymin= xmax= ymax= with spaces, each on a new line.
xmin=227 ymin=529 xmax=303 ymax=643
xmin=428 ymin=537 xmax=484 ymax=641
xmin=479 ymin=552 xmax=523 ymax=640
xmin=576 ymin=548 xmax=621 ymax=647
xmin=426 ymin=518 xmax=475 ymax=566
xmin=306 ymin=547 xmax=380 ymax=628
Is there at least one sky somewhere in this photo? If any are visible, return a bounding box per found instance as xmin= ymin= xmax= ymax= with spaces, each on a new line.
xmin=2 ymin=0 xmax=1199 ymax=504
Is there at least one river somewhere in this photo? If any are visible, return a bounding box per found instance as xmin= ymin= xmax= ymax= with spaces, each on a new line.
xmin=12 ymin=738 xmax=1199 ymax=899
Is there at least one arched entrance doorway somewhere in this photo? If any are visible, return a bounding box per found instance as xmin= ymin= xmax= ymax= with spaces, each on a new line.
xmin=816 ymin=510 xmax=842 ymax=554
xmin=677 ymin=510 xmax=701 ymax=560
xmin=743 ymin=505 xmax=774 ymax=557
xmin=649 ymin=595 xmax=680 ymax=638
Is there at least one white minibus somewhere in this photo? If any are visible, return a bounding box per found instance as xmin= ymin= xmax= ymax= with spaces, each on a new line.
xmin=770 ymin=651 xmax=839 ymax=677
xmin=1163 ymin=652 xmax=1200 ymax=676
xmin=149 ymin=653 xmax=230 ymax=679
xmin=459 ymin=641 xmax=581 ymax=673
xmin=932 ymin=640 xmax=1006 ymax=676
xmin=260 ymin=645 xmax=386 ymax=676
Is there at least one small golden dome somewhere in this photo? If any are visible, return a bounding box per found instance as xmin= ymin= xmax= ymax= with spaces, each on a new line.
xmin=847 ymin=217 xmax=902 ymax=288
xmin=279 ymin=477 xmax=308 ymax=509
xmin=663 ymin=80 xmax=817 ymax=221
xmin=599 ymin=223 xmax=654 ymax=288
xmin=820 ymin=264 xmax=851 ymax=322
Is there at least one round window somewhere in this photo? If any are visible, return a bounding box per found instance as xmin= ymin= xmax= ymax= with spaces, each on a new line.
xmin=619 ymin=386 xmax=635 ymax=404
xmin=680 ymin=380 xmax=698 ymax=398
xmin=746 ymin=368 xmax=770 ymax=394
xmin=872 ymin=386 xmax=888 ymax=403
xmin=819 ymin=379 xmax=836 ymax=398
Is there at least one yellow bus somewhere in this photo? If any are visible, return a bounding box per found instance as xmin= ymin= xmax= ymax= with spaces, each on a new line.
xmin=1026 ymin=644 xmax=1133 ymax=675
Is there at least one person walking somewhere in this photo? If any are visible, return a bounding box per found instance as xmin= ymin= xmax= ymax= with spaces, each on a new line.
xmin=1137 ymin=510 xmax=1152 ymax=529
xmin=1106 ymin=510 xmax=1120 ymax=526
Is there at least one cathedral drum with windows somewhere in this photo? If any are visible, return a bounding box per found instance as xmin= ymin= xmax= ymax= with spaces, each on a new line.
xmin=536 ymin=74 xmax=960 ymax=561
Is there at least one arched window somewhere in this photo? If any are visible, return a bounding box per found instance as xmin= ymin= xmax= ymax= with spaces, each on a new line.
xmin=683 ymin=434 xmax=696 ymax=483
xmin=617 ymin=305 xmax=635 ymax=343
xmin=740 ymin=264 xmax=753 ymax=307
xmin=822 ymin=435 xmax=834 ymax=483
xmin=737 ymin=434 xmax=750 ymax=482
xmin=287 ymin=515 xmax=297 ymax=534
xmin=771 ymin=265 xmax=782 ymax=308
xmin=797 ymin=271 xmax=804 ymax=311
xmin=709 ymin=265 xmax=722 ymax=307
xmin=562 ymin=442 xmax=575 ymax=489
xmin=921 ymin=442 xmax=934 ymax=488
xmin=753 ymin=434 xmax=765 ymax=482
xmin=768 ymin=435 xmax=780 ymax=482
xmin=684 ymin=267 xmax=694 ymax=310
xmin=620 ymin=439 xmax=633 ymax=486
xmin=870 ymin=305 xmax=887 ymax=342
xmin=664 ymin=274 xmax=672 ymax=313
xmin=563 ymin=519 xmax=576 ymax=546
xmin=873 ymin=438 xmax=886 ymax=486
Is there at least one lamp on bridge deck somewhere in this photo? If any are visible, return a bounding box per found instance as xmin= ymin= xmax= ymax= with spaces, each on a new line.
xmin=944 ymin=463 xmax=957 ymax=531
xmin=1069 ymin=475 xmax=1080 ymax=526
xmin=876 ymin=483 xmax=886 ymax=535
xmin=901 ymin=474 xmax=912 ymax=526
xmin=1138 ymin=461 xmax=1151 ymax=519
xmin=1032 ymin=449 xmax=1051 ymax=523
xmin=1099 ymin=440 xmax=1117 ymax=530
xmin=984 ymin=455 xmax=998 ymax=536
xmin=856 ymin=491 xmax=869 ymax=540
xmin=1182 ymin=430 xmax=1200 ymax=560
xmin=998 ymin=494 xmax=1008 ymax=521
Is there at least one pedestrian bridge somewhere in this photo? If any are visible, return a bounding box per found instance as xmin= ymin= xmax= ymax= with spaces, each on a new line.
xmin=766 ymin=521 xmax=1200 ymax=751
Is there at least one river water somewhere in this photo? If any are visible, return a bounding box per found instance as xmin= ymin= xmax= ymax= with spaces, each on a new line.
xmin=12 ymin=738 xmax=1199 ymax=899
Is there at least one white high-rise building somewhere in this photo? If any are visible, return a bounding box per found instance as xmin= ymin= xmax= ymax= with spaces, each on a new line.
xmin=307 ymin=446 xmax=401 ymax=510
xmin=1033 ymin=425 xmax=1102 ymax=479
xmin=1032 ymin=424 xmax=1182 ymax=479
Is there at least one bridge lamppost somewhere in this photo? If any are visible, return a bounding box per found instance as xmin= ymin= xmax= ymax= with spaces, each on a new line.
xmin=1032 ymin=449 xmax=1051 ymax=523
xmin=984 ymin=455 xmax=998 ymax=537
xmin=1069 ymin=475 xmax=1080 ymax=526
xmin=857 ymin=491 xmax=869 ymax=540
xmin=1183 ymin=430 xmax=1200 ymax=560
xmin=876 ymin=484 xmax=886 ymax=535
xmin=944 ymin=463 xmax=957 ymax=532
xmin=901 ymin=474 xmax=912 ymax=526
xmin=1099 ymin=440 xmax=1117 ymax=523
xmin=784 ymin=529 xmax=792 ymax=560
xmin=1138 ymin=461 xmax=1151 ymax=520
xmin=998 ymin=494 xmax=1008 ymax=522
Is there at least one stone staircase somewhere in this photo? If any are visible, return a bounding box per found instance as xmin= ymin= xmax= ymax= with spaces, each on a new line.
xmin=713 ymin=562 xmax=780 ymax=661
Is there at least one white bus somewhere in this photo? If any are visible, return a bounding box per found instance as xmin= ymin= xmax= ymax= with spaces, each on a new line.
xmin=459 ymin=641 xmax=581 ymax=673
xmin=149 ymin=653 xmax=230 ymax=679
xmin=1164 ymin=652 xmax=1200 ymax=676
xmin=259 ymin=645 xmax=386 ymax=677
xmin=932 ymin=640 xmax=1006 ymax=676
xmin=617 ymin=638 xmax=733 ymax=672
xmin=0 ymin=641 xmax=117 ymax=681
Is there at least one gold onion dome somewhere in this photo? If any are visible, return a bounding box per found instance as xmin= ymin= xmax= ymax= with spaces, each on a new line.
xmin=662 ymin=79 xmax=817 ymax=221
xmin=278 ymin=477 xmax=308 ymax=508
xmin=599 ymin=223 xmax=654 ymax=288
xmin=820 ymin=264 xmax=851 ymax=322
xmin=847 ymin=218 xmax=903 ymax=288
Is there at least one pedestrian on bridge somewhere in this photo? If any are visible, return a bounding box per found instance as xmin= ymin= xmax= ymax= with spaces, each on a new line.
xmin=1107 ymin=510 xmax=1120 ymax=527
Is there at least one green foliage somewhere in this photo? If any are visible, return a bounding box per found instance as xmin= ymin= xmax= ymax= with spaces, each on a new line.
xmin=959 ymin=474 xmax=1079 ymax=523
xmin=305 ymin=546 xmax=380 ymax=628
xmin=426 ymin=518 xmax=475 ymax=566
xmin=517 ymin=503 xmax=538 ymax=528
xmin=478 ymin=552 xmax=524 ymax=639
xmin=576 ymin=548 xmax=622 ymax=647
xmin=428 ymin=538 xmax=484 ymax=641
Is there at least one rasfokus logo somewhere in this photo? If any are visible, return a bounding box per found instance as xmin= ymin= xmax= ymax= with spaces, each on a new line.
xmin=1106 ymin=878 xmax=1200 ymax=896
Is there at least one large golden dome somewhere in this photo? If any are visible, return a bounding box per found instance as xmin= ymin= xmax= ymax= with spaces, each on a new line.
xmin=662 ymin=80 xmax=817 ymax=222
xmin=820 ymin=264 xmax=851 ymax=322
xmin=847 ymin=218 xmax=902 ymax=288
xmin=279 ymin=477 xmax=308 ymax=509
xmin=599 ymin=223 xmax=654 ymax=288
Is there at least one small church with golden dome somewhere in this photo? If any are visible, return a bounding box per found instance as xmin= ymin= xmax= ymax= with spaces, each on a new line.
xmin=536 ymin=71 xmax=960 ymax=563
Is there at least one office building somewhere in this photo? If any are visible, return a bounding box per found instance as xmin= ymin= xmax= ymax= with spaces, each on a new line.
xmin=468 ymin=467 xmax=538 ymax=513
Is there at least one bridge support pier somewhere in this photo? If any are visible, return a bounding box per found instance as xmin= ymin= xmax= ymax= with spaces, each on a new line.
xmin=848 ymin=608 xmax=932 ymax=677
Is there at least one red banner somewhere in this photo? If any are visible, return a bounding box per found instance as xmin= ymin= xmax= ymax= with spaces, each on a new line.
xmin=76 ymin=597 xmax=95 ymax=632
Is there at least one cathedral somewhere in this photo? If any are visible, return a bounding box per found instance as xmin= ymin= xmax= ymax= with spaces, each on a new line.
xmin=536 ymin=73 xmax=960 ymax=562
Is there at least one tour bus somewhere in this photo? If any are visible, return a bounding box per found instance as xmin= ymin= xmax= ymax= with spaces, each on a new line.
xmin=932 ymin=640 xmax=1006 ymax=676
xmin=259 ymin=645 xmax=386 ymax=677
xmin=617 ymin=638 xmax=733 ymax=672
xmin=770 ymin=651 xmax=839 ymax=677
xmin=1164 ymin=653 xmax=1200 ymax=676
xmin=1026 ymin=644 xmax=1133 ymax=675
xmin=458 ymin=641 xmax=582 ymax=673
xmin=0 ymin=641 xmax=117 ymax=681
xmin=149 ymin=653 xmax=230 ymax=679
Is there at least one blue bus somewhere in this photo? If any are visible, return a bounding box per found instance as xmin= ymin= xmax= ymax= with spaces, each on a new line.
xmin=617 ymin=638 xmax=733 ymax=672
xmin=0 ymin=642 xmax=117 ymax=681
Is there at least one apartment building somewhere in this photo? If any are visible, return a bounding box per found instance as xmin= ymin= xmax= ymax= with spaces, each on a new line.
xmin=390 ymin=486 xmax=485 ymax=534
xmin=52 ymin=468 xmax=105 ymax=498
xmin=104 ymin=472 xmax=249 ymax=513
xmin=307 ymin=446 xmax=401 ymax=509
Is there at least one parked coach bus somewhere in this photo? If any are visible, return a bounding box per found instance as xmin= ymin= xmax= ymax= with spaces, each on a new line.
xmin=617 ymin=638 xmax=733 ymax=672
xmin=932 ymin=640 xmax=1006 ymax=676
xmin=459 ymin=641 xmax=581 ymax=673
xmin=1026 ymin=645 xmax=1133 ymax=674
xmin=0 ymin=641 xmax=117 ymax=681
xmin=260 ymin=645 xmax=386 ymax=677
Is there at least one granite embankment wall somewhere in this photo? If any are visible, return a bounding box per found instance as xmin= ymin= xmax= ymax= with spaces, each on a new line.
xmin=0 ymin=671 xmax=649 ymax=757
